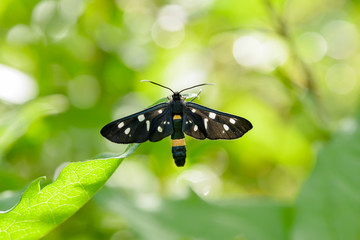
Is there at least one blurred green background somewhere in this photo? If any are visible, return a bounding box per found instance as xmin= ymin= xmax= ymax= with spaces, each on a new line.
xmin=1 ymin=0 xmax=360 ymax=239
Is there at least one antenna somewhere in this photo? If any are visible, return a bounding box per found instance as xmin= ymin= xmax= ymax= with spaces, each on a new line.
xmin=179 ymin=83 xmax=215 ymax=93
xmin=140 ymin=80 xmax=175 ymax=93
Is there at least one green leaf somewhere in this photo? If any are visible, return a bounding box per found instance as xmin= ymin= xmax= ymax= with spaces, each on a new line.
xmin=96 ymin=188 xmax=289 ymax=240
xmin=0 ymin=144 xmax=139 ymax=240
xmin=291 ymin=118 xmax=360 ymax=240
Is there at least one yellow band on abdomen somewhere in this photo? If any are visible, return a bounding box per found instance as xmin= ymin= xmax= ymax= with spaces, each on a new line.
xmin=173 ymin=115 xmax=182 ymax=120
xmin=172 ymin=138 xmax=185 ymax=146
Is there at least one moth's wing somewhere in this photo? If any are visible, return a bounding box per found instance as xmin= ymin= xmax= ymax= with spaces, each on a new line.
xmin=100 ymin=102 xmax=173 ymax=143
xmin=183 ymin=102 xmax=252 ymax=140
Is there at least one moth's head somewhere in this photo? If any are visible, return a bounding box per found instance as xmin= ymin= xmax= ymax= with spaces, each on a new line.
xmin=172 ymin=92 xmax=181 ymax=100
xmin=140 ymin=80 xmax=214 ymax=100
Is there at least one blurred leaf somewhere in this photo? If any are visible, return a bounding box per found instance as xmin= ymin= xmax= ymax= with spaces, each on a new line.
xmin=0 ymin=144 xmax=139 ymax=240
xmin=291 ymin=116 xmax=360 ymax=240
xmin=96 ymin=188 xmax=289 ymax=240
xmin=0 ymin=95 xmax=69 ymax=160
xmin=0 ymin=171 xmax=26 ymax=192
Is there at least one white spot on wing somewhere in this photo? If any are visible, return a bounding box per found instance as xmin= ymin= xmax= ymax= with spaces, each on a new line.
xmin=146 ymin=120 xmax=150 ymax=131
xmin=186 ymin=121 xmax=188 ymax=124
xmin=191 ymin=109 xmax=196 ymax=113
xmin=194 ymin=125 xmax=198 ymax=131
xmin=209 ymin=112 xmax=216 ymax=119
xmin=118 ymin=122 xmax=124 ymax=129
xmin=125 ymin=127 xmax=131 ymax=135
xmin=204 ymin=118 xmax=209 ymax=129
xmin=167 ymin=121 xmax=170 ymax=125
xmin=158 ymin=109 xmax=163 ymax=114
xmin=157 ymin=126 xmax=163 ymax=132
xmin=137 ymin=114 xmax=145 ymax=122
xmin=230 ymin=118 xmax=236 ymax=124
xmin=223 ymin=124 xmax=229 ymax=131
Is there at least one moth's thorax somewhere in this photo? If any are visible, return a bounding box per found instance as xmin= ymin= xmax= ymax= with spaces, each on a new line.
xmin=170 ymin=92 xmax=185 ymax=114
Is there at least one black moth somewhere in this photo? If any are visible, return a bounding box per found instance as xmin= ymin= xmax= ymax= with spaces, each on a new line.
xmin=101 ymin=81 xmax=252 ymax=167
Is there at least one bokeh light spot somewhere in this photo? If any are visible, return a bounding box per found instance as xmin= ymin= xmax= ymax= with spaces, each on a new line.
xmin=158 ymin=5 xmax=187 ymax=31
xmin=152 ymin=20 xmax=185 ymax=49
xmin=322 ymin=20 xmax=359 ymax=60
xmin=0 ymin=64 xmax=38 ymax=104
xmin=6 ymin=24 xmax=39 ymax=45
xmin=118 ymin=42 xmax=150 ymax=70
xmin=296 ymin=32 xmax=327 ymax=63
xmin=31 ymin=0 xmax=84 ymax=40
xmin=325 ymin=63 xmax=357 ymax=94
xmin=67 ymin=75 xmax=100 ymax=109
xmin=123 ymin=12 xmax=154 ymax=35
xmin=339 ymin=118 xmax=357 ymax=135
xmin=174 ymin=0 xmax=214 ymax=12
xmin=59 ymin=0 xmax=85 ymax=22
xmin=176 ymin=166 xmax=222 ymax=197
xmin=31 ymin=0 xmax=57 ymax=26
xmin=232 ymin=34 xmax=288 ymax=71
xmin=151 ymin=5 xmax=186 ymax=49
xmin=164 ymin=53 xmax=212 ymax=91
xmin=233 ymin=36 xmax=262 ymax=67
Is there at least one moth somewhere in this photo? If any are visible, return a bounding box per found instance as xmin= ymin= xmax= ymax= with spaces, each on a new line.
xmin=100 ymin=81 xmax=252 ymax=167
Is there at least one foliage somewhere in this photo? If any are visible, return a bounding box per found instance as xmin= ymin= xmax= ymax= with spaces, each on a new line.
xmin=291 ymin=119 xmax=360 ymax=240
xmin=97 ymin=188 xmax=289 ymax=240
xmin=0 ymin=144 xmax=138 ymax=240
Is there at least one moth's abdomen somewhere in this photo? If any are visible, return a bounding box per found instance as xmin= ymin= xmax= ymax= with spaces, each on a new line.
xmin=172 ymin=146 xmax=186 ymax=166
xmin=171 ymin=115 xmax=186 ymax=167
xmin=172 ymin=139 xmax=186 ymax=167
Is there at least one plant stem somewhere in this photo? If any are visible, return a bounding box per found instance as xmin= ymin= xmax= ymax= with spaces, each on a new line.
xmin=262 ymin=0 xmax=330 ymax=133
